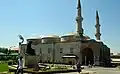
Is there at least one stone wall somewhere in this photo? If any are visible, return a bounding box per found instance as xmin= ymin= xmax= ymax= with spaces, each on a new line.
xmin=25 ymin=55 xmax=38 ymax=67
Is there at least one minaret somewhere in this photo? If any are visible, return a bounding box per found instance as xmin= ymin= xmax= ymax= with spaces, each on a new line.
xmin=95 ymin=10 xmax=101 ymax=40
xmin=76 ymin=0 xmax=84 ymax=38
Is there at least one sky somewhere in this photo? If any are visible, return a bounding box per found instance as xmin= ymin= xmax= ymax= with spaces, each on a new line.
xmin=0 ymin=0 xmax=119 ymax=53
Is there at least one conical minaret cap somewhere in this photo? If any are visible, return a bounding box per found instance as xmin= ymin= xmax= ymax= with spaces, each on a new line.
xmin=96 ymin=10 xmax=99 ymax=19
xmin=77 ymin=0 xmax=81 ymax=9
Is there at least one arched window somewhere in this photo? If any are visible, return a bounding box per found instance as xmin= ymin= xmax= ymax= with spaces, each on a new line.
xmin=60 ymin=48 xmax=63 ymax=53
xmin=48 ymin=48 xmax=51 ymax=53
xmin=40 ymin=48 xmax=42 ymax=53
xmin=70 ymin=48 xmax=74 ymax=53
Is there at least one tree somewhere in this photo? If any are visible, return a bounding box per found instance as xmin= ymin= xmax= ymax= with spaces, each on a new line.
xmin=4 ymin=48 xmax=8 ymax=54
xmin=0 ymin=47 xmax=8 ymax=54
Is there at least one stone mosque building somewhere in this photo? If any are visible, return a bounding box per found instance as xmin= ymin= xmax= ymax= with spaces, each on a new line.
xmin=20 ymin=0 xmax=110 ymax=66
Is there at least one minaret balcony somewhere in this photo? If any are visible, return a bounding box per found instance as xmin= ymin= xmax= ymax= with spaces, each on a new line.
xmin=95 ymin=24 xmax=101 ymax=27
xmin=95 ymin=33 xmax=101 ymax=36
xmin=76 ymin=16 xmax=83 ymax=21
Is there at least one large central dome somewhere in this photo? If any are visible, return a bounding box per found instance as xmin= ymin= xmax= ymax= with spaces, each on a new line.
xmin=61 ymin=32 xmax=90 ymax=42
xmin=41 ymin=35 xmax=59 ymax=39
xmin=41 ymin=35 xmax=60 ymax=43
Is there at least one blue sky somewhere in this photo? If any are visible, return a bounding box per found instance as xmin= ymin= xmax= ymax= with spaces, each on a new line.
xmin=0 ymin=0 xmax=119 ymax=53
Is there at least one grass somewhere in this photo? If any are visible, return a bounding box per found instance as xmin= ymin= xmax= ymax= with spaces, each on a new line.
xmin=9 ymin=65 xmax=73 ymax=74
xmin=24 ymin=68 xmax=69 ymax=73
xmin=45 ymin=68 xmax=69 ymax=72
xmin=0 ymin=63 xmax=8 ymax=72
xmin=40 ymin=65 xmax=69 ymax=72
xmin=22 ymin=65 xmax=69 ymax=72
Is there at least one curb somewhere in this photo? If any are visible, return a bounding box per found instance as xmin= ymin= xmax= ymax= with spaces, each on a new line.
xmin=9 ymin=68 xmax=78 ymax=74
xmin=82 ymin=70 xmax=97 ymax=74
xmin=9 ymin=69 xmax=96 ymax=74
xmin=9 ymin=66 xmax=97 ymax=74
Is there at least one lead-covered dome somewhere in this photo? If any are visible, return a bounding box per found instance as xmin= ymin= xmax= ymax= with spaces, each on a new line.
xmin=26 ymin=36 xmax=42 ymax=45
xmin=61 ymin=32 xmax=90 ymax=42
xmin=41 ymin=35 xmax=60 ymax=43
xmin=61 ymin=33 xmax=77 ymax=42
xmin=41 ymin=35 xmax=59 ymax=39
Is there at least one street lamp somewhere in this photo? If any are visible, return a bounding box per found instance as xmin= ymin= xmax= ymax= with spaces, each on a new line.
xmin=18 ymin=35 xmax=25 ymax=67
xmin=19 ymin=35 xmax=24 ymax=44
xmin=18 ymin=35 xmax=24 ymax=56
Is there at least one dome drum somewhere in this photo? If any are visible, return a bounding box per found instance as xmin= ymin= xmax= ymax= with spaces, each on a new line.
xmin=61 ymin=35 xmax=77 ymax=42
xmin=41 ymin=37 xmax=60 ymax=43
xmin=27 ymin=38 xmax=42 ymax=45
xmin=61 ymin=33 xmax=90 ymax=42
xmin=41 ymin=35 xmax=60 ymax=39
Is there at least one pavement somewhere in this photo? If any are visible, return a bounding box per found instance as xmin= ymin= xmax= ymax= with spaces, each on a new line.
xmin=56 ymin=67 xmax=120 ymax=74
xmin=84 ymin=67 xmax=120 ymax=74
xmin=55 ymin=69 xmax=96 ymax=74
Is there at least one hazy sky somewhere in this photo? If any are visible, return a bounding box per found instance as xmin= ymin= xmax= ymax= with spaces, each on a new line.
xmin=0 ymin=0 xmax=119 ymax=53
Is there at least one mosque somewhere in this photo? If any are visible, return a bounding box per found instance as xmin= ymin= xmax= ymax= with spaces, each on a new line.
xmin=20 ymin=0 xmax=110 ymax=66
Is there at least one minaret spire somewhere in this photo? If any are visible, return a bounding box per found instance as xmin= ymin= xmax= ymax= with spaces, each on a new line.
xmin=77 ymin=0 xmax=81 ymax=9
xmin=76 ymin=0 xmax=84 ymax=39
xmin=96 ymin=10 xmax=99 ymax=19
xmin=95 ymin=10 xmax=101 ymax=40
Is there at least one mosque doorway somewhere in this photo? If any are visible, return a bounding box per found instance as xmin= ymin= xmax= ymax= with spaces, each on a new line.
xmin=82 ymin=48 xmax=94 ymax=65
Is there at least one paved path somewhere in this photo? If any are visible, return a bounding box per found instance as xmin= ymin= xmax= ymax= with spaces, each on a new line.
xmin=55 ymin=70 xmax=95 ymax=74
xmin=56 ymin=67 xmax=120 ymax=74
xmin=85 ymin=67 xmax=120 ymax=74
xmin=55 ymin=72 xmax=81 ymax=74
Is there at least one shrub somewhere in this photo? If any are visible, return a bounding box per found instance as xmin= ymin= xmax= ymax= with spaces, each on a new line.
xmin=13 ymin=61 xmax=17 ymax=65
xmin=8 ymin=60 xmax=13 ymax=65
xmin=54 ymin=66 xmax=67 ymax=69
xmin=41 ymin=67 xmax=47 ymax=71
xmin=51 ymin=64 xmax=54 ymax=67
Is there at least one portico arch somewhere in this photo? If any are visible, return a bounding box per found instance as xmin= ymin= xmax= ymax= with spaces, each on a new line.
xmin=82 ymin=48 xmax=94 ymax=65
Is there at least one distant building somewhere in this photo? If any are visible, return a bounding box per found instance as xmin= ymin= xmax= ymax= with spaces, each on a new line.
xmin=117 ymin=53 xmax=120 ymax=56
xmin=10 ymin=48 xmax=19 ymax=51
xmin=111 ymin=53 xmax=120 ymax=66
xmin=110 ymin=53 xmax=114 ymax=56
xmin=20 ymin=0 xmax=110 ymax=66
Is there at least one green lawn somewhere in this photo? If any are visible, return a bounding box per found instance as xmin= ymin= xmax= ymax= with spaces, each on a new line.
xmin=0 ymin=63 xmax=8 ymax=72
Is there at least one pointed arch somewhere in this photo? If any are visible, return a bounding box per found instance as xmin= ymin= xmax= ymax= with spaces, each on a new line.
xmin=81 ymin=48 xmax=94 ymax=65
